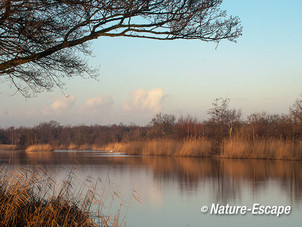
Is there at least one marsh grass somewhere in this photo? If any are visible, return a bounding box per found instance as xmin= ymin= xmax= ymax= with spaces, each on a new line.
xmin=67 ymin=143 xmax=78 ymax=150
xmin=120 ymin=138 xmax=302 ymax=160
xmin=25 ymin=144 xmax=54 ymax=152
xmin=23 ymin=138 xmax=302 ymax=160
xmin=222 ymin=139 xmax=302 ymax=160
xmin=52 ymin=143 xmax=124 ymax=152
xmin=123 ymin=139 xmax=212 ymax=157
xmin=96 ymin=143 xmax=126 ymax=152
xmin=0 ymin=144 xmax=18 ymax=150
xmin=0 ymin=165 xmax=128 ymax=226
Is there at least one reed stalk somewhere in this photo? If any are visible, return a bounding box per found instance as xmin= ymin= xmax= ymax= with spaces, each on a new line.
xmin=0 ymin=166 xmax=127 ymax=226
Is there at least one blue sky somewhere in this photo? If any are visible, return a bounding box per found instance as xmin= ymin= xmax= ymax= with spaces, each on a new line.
xmin=1 ymin=0 xmax=302 ymax=127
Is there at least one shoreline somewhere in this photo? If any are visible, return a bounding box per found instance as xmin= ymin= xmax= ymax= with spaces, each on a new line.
xmin=1 ymin=138 xmax=302 ymax=161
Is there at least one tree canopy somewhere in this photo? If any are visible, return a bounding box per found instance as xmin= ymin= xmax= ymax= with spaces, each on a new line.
xmin=0 ymin=0 xmax=242 ymax=96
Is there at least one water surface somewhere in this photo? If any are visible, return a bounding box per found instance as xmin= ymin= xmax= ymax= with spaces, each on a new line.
xmin=0 ymin=150 xmax=301 ymax=226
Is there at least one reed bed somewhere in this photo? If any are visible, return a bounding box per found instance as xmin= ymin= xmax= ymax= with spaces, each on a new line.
xmin=67 ymin=143 xmax=78 ymax=150
xmin=25 ymin=144 xmax=54 ymax=152
xmin=221 ymin=139 xmax=302 ymax=160
xmin=23 ymin=138 xmax=302 ymax=160
xmin=119 ymin=138 xmax=302 ymax=160
xmin=51 ymin=143 xmax=124 ymax=152
xmin=96 ymin=143 xmax=126 ymax=152
xmin=123 ymin=139 xmax=212 ymax=157
xmin=0 ymin=144 xmax=18 ymax=150
xmin=0 ymin=166 xmax=127 ymax=226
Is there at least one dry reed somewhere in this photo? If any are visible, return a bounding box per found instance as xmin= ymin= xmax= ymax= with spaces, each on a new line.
xmin=118 ymin=138 xmax=302 ymax=160
xmin=0 ymin=144 xmax=18 ymax=150
xmin=123 ymin=139 xmax=212 ymax=157
xmin=0 ymin=166 xmax=127 ymax=226
xmin=23 ymin=138 xmax=302 ymax=160
xmin=221 ymin=139 xmax=302 ymax=160
xmin=95 ymin=143 xmax=126 ymax=152
xmin=25 ymin=144 xmax=54 ymax=152
xmin=67 ymin=143 xmax=78 ymax=150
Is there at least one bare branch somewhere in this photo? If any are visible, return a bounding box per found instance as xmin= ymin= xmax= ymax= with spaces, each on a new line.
xmin=0 ymin=0 xmax=242 ymax=96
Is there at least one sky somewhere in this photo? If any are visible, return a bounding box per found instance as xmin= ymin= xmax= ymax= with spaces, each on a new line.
xmin=1 ymin=0 xmax=302 ymax=127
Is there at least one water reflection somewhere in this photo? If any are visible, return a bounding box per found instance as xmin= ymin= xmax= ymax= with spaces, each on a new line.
xmin=107 ymin=156 xmax=302 ymax=204
xmin=1 ymin=150 xmax=301 ymax=205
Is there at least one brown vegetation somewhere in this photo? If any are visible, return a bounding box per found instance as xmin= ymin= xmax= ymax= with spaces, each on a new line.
xmin=0 ymin=166 xmax=125 ymax=226
xmin=98 ymin=143 xmax=126 ymax=152
xmin=221 ymin=139 xmax=302 ymax=160
xmin=122 ymin=139 xmax=212 ymax=157
xmin=112 ymin=138 xmax=302 ymax=160
xmin=25 ymin=144 xmax=54 ymax=152
xmin=1 ymin=95 xmax=302 ymax=160
xmin=0 ymin=144 xmax=18 ymax=151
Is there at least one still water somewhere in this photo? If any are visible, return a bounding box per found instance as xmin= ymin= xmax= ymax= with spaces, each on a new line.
xmin=0 ymin=150 xmax=301 ymax=226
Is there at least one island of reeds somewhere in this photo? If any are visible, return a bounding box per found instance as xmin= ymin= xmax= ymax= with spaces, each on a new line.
xmin=0 ymin=96 xmax=302 ymax=160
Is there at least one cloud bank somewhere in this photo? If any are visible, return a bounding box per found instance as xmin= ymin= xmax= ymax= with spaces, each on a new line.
xmin=123 ymin=88 xmax=165 ymax=113
xmin=44 ymin=96 xmax=76 ymax=114
xmin=86 ymin=95 xmax=113 ymax=108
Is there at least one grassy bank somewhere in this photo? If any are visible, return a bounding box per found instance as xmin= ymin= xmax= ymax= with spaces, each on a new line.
xmin=0 ymin=167 xmax=125 ymax=226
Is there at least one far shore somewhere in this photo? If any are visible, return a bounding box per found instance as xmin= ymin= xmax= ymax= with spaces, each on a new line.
xmin=0 ymin=144 xmax=20 ymax=151
xmin=0 ymin=143 xmax=123 ymax=153
xmin=1 ymin=138 xmax=302 ymax=161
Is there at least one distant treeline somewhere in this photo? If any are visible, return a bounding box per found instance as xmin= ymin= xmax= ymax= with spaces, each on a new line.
xmin=0 ymin=96 xmax=302 ymax=151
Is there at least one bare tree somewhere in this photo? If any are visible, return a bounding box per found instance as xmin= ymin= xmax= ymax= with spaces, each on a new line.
xmin=150 ymin=113 xmax=176 ymax=138
xmin=290 ymin=94 xmax=302 ymax=123
xmin=207 ymin=97 xmax=241 ymax=138
xmin=290 ymin=94 xmax=302 ymax=139
xmin=0 ymin=0 xmax=242 ymax=96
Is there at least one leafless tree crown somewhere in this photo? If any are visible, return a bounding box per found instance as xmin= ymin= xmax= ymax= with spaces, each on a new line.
xmin=0 ymin=0 xmax=242 ymax=96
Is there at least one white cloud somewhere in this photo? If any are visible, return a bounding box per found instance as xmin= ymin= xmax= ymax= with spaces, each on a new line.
xmin=43 ymin=96 xmax=76 ymax=114
xmin=123 ymin=88 xmax=165 ymax=113
xmin=86 ymin=95 xmax=113 ymax=108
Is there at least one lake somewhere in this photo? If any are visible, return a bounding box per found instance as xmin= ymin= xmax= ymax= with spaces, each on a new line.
xmin=0 ymin=150 xmax=301 ymax=226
